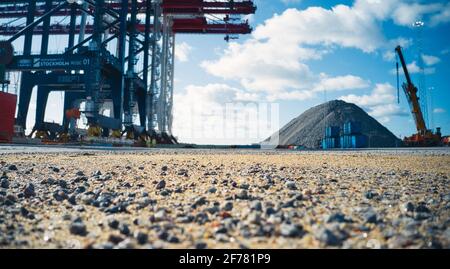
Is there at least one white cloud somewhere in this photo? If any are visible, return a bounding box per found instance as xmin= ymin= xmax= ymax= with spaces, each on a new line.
xmin=422 ymin=54 xmax=441 ymax=66
xmin=339 ymin=83 xmax=408 ymax=122
xmin=383 ymin=51 xmax=396 ymax=62
xmin=175 ymin=42 xmax=192 ymax=62
xmin=391 ymin=61 xmax=436 ymax=75
xmin=172 ymin=84 xmax=279 ymax=145
xmin=433 ymin=108 xmax=446 ymax=114
xmin=313 ymin=75 xmax=370 ymax=92
xmin=430 ymin=2 xmax=450 ymax=26
xmin=392 ymin=2 xmax=442 ymax=26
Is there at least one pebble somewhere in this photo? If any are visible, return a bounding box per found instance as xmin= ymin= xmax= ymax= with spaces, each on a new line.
xmin=250 ymin=200 xmax=263 ymax=211
xmin=23 ymin=183 xmax=36 ymax=198
xmin=400 ymin=202 xmax=415 ymax=214
xmin=8 ymin=165 xmax=17 ymax=171
xmin=280 ymin=223 xmax=303 ymax=238
xmin=325 ymin=213 xmax=351 ymax=223
xmin=154 ymin=210 xmax=167 ymax=222
xmin=69 ymin=221 xmax=87 ymax=236
xmin=118 ymin=223 xmax=130 ymax=236
xmin=0 ymin=178 xmax=9 ymax=189
xmin=135 ymin=231 xmax=148 ymax=245
xmin=195 ymin=242 xmax=208 ymax=249
xmin=364 ymin=190 xmax=378 ymax=199
xmin=156 ymin=180 xmax=166 ymax=190
xmin=236 ymin=190 xmax=249 ymax=200
xmin=221 ymin=201 xmax=233 ymax=211
xmin=362 ymin=211 xmax=378 ymax=224
xmin=315 ymin=228 xmax=342 ymax=246
xmin=208 ymin=187 xmax=217 ymax=193
xmin=108 ymin=218 xmax=120 ymax=229
xmin=286 ymin=181 xmax=297 ymax=190
xmin=192 ymin=197 xmax=207 ymax=208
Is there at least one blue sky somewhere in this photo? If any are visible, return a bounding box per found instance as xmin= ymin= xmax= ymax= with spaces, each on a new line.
xmin=172 ymin=0 xmax=450 ymax=144
xmin=5 ymin=0 xmax=450 ymax=145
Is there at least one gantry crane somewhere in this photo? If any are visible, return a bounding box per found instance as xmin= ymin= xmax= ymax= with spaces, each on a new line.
xmin=395 ymin=46 xmax=442 ymax=147
xmin=0 ymin=0 xmax=256 ymax=145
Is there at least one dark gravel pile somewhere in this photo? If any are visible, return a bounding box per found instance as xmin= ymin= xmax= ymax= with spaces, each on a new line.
xmin=273 ymin=100 xmax=402 ymax=148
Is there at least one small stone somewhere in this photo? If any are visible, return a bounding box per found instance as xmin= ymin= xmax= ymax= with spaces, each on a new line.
xmin=74 ymin=205 xmax=85 ymax=212
xmin=167 ymin=235 xmax=180 ymax=244
xmin=315 ymin=228 xmax=342 ymax=246
xmin=75 ymin=171 xmax=85 ymax=176
xmin=221 ymin=201 xmax=233 ymax=211
xmin=325 ymin=213 xmax=351 ymax=223
xmin=205 ymin=206 xmax=220 ymax=215
xmin=286 ymin=181 xmax=297 ymax=190
xmin=8 ymin=164 xmax=17 ymax=171
xmin=363 ymin=212 xmax=378 ymax=224
xmin=0 ymin=178 xmax=9 ymax=189
xmin=195 ymin=242 xmax=207 ymax=249
xmin=208 ymin=187 xmax=217 ymax=193
xmin=68 ymin=195 xmax=77 ymax=205
xmin=108 ymin=218 xmax=120 ymax=229
xmin=236 ymin=190 xmax=249 ymax=200
xmin=135 ymin=231 xmax=148 ymax=245
xmin=364 ymin=190 xmax=378 ymax=199
xmin=69 ymin=221 xmax=87 ymax=236
xmin=192 ymin=196 xmax=207 ymax=208
xmin=177 ymin=169 xmax=188 ymax=176
xmin=154 ymin=210 xmax=167 ymax=222
xmin=400 ymin=202 xmax=415 ymax=214
xmin=415 ymin=203 xmax=430 ymax=213
xmin=250 ymin=200 xmax=262 ymax=211
xmin=53 ymin=190 xmax=68 ymax=202
xmin=52 ymin=167 xmax=60 ymax=173
xmin=280 ymin=223 xmax=303 ymax=238
xmin=161 ymin=166 xmax=168 ymax=172
xmin=265 ymin=207 xmax=276 ymax=216
xmin=23 ymin=183 xmax=36 ymax=198
xmin=160 ymin=190 xmax=170 ymax=196
xmin=58 ymin=180 xmax=67 ymax=188
xmin=119 ymin=223 xmax=130 ymax=236
xmin=156 ymin=180 xmax=166 ymax=190
xmin=108 ymin=234 xmax=125 ymax=245
xmin=240 ymin=183 xmax=250 ymax=190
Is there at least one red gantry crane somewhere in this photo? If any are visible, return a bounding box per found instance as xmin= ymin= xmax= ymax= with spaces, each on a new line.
xmin=395 ymin=46 xmax=442 ymax=147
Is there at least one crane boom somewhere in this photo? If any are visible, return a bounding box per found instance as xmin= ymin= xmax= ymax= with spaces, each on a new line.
xmin=395 ymin=46 xmax=427 ymax=133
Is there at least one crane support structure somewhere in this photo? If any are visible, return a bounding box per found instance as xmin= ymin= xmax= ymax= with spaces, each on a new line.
xmin=0 ymin=0 xmax=256 ymax=144
xmin=395 ymin=46 xmax=442 ymax=146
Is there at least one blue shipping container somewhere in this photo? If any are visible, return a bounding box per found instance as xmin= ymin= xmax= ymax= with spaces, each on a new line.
xmin=343 ymin=121 xmax=362 ymax=135
xmin=325 ymin=126 xmax=340 ymax=138
xmin=340 ymin=135 xmax=368 ymax=148
xmin=322 ymin=137 xmax=340 ymax=149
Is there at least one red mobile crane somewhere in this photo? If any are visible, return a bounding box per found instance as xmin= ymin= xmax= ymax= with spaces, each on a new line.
xmin=395 ymin=46 xmax=442 ymax=147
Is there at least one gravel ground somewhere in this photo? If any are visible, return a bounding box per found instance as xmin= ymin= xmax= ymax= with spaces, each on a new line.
xmin=0 ymin=148 xmax=449 ymax=249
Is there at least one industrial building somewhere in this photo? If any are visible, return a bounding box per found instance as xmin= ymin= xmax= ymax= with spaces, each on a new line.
xmin=0 ymin=0 xmax=256 ymax=144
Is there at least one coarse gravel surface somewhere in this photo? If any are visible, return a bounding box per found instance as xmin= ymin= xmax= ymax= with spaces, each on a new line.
xmin=0 ymin=147 xmax=449 ymax=249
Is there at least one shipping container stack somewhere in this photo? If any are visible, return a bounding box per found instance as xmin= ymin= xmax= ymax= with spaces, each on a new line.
xmin=322 ymin=126 xmax=341 ymax=149
xmin=340 ymin=121 xmax=368 ymax=148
